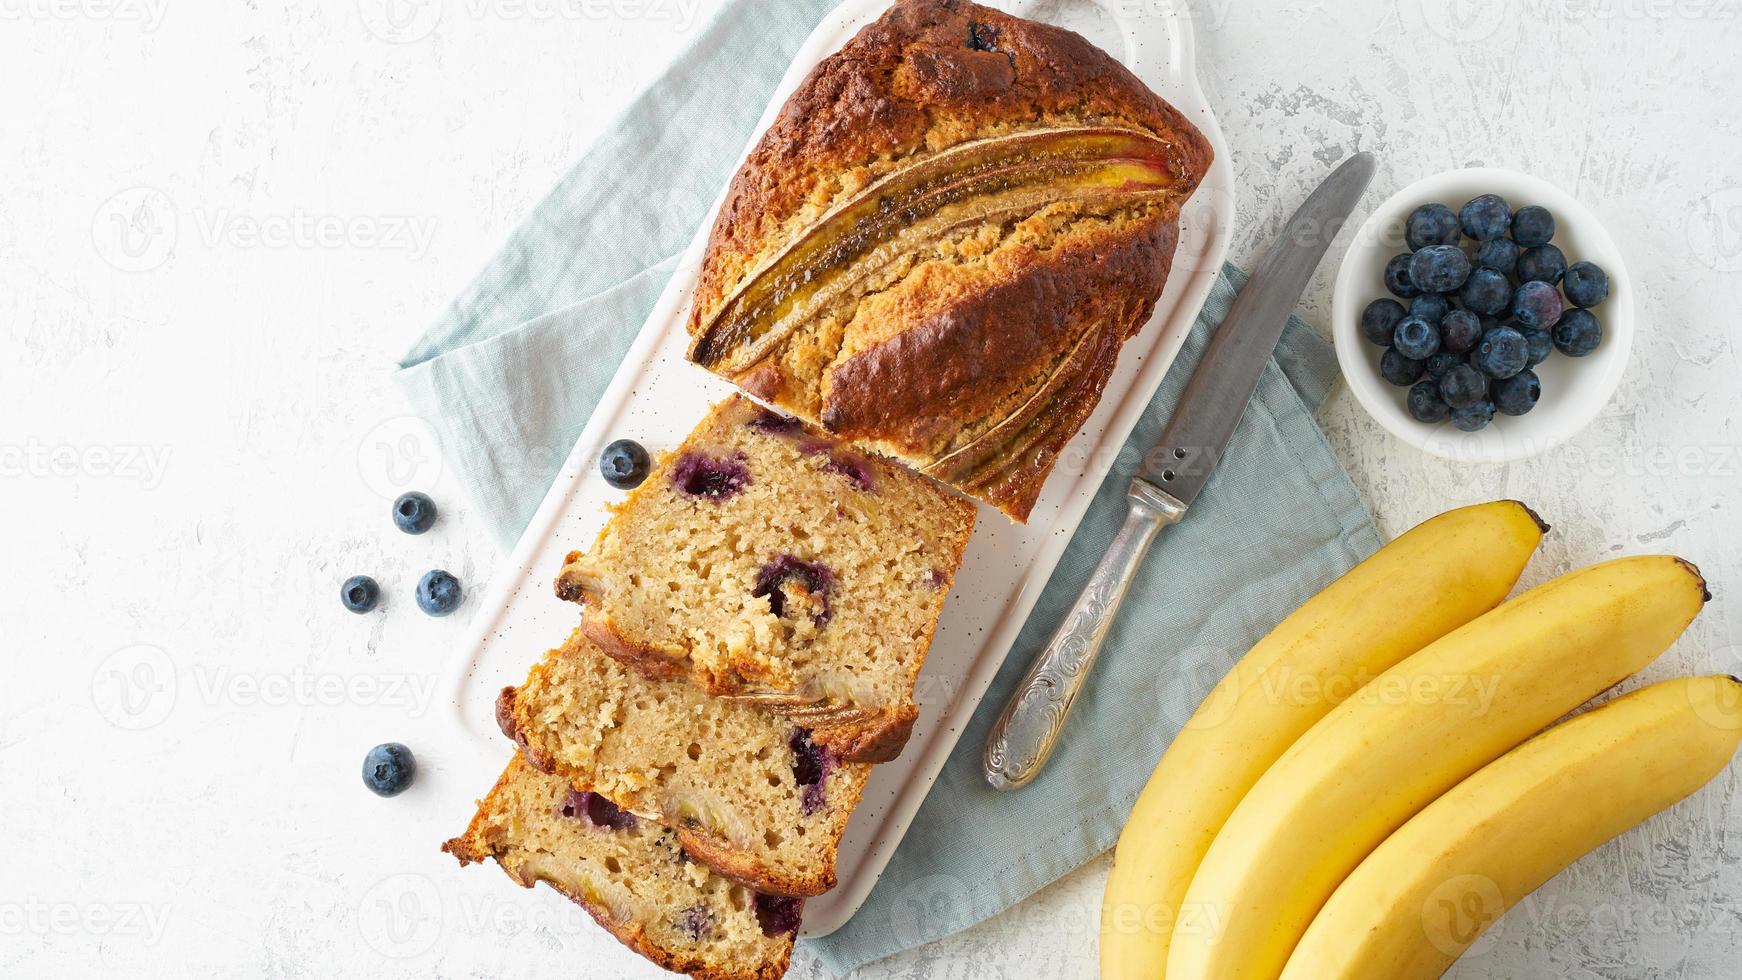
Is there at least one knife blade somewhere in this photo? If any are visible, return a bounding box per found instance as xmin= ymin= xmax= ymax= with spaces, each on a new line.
xmin=982 ymin=152 xmax=1376 ymax=790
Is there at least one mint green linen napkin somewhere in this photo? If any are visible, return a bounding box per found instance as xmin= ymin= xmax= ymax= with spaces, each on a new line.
xmin=398 ymin=0 xmax=1380 ymax=972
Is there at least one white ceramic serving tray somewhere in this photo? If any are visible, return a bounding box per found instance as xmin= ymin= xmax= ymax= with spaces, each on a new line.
xmin=443 ymin=0 xmax=1232 ymax=937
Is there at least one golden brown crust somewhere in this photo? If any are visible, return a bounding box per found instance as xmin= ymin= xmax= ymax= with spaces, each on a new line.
xmin=683 ymin=0 xmax=1212 ymax=522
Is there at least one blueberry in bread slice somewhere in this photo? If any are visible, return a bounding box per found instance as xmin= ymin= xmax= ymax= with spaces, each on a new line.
xmin=555 ymin=395 xmax=976 ymax=763
xmin=686 ymin=0 xmax=1214 ymax=522
xmin=499 ymin=628 xmax=870 ymax=896
xmin=444 ymin=754 xmax=800 ymax=980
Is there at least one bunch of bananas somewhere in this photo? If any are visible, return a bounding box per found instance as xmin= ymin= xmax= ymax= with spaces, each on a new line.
xmin=1101 ymin=500 xmax=1739 ymax=980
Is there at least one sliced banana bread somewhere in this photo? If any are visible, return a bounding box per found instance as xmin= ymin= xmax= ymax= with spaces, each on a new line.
xmin=555 ymin=395 xmax=975 ymax=763
xmin=500 ymin=628 xmax=870 ymax=897
xmin=685 ymin=0 xmax=1213 ymax=522
xmin=444 ymin=754 xmax=801 ymax=980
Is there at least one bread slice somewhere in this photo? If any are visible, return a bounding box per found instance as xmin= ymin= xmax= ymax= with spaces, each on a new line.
xmin=556 ymin=395 xmax=975 ymax=763
xmin=499 ymin=628 xmax=870 ymax=896
xmin=685 ymin=0 xmax=1213 ymax=522
xmin=444 ymin=754 xmax=800 ymax=980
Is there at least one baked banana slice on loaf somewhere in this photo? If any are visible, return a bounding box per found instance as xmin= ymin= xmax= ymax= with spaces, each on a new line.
xmin=499 ymin=628 xmax=870 ymax=897
xmin=686 ymin=0 xmax=1213 ymax=522
xmin=556 ymin=395 xmax=975 ymax=763
xmin=444 ymin=754 xmax=801 ymax=980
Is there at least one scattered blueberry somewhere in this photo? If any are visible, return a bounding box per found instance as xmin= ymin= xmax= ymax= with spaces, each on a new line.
xmin=1410 ymin=293 xmax=1452 ymax=324
xmin=416 ymin=569 xmax=463 ymax=617
xmin=1393 ymin=315 xmax=1441 ymax=360
xmin=1459 ymin=194 xmax=1512 ymax=241
xmin=1517 ymin=244 xmax=1567 ymax=284
xmin=1409 ymin=245 xmax=1472 ymax=293
xmin=600 ymin=439 xmax=651 ymax=490
xmin=1440 ymin=309 xmax=1483 ymax=354
xmin=341 ymin=575 xmax=380 ymax=614
xmin=1521 ymin=327 xmax=1554 ymax=367
xmin=1475 ymin=237 xmax=1521 ymax=277
xmin=1553 ymin=308 xmax=1603 ymax=357
xmin=678 ymin=905 xmax=715 ymax=941
xmin=392 ymin=492 xmax=436 ymax=535
xmin=1425 ymin=352 xmax=1464 ymax=379
xmin=1360 ymin=299 xmax=1407 ymax=346
xmin=1407 ymin=380 xmax=1452 ymax=423
xmin=1406 ymin=203 xmax=1462 ymax=250
xmin=363 ymin=743 xmax=416 ymax=797
xmin=1473 ymin=326 xmax=1530 ymax=379
xmin=1439 ymin=363 xmax=1489 ymax=410
xmin=1380 ymin=347 xmax=1426 ymax=387
xmin=1562 ymin=261 xmax=1610 ymax=308
xmin=1511 ymin=280 xmax=1564 ymax=330
xmin=1511 ymin=205 xmax=1556 ymax=247
xmin=1458 ymin=268 xmax=1512 ymax=316
xmin=1451 ymin=399 xmax=1497 ymax=432
xmin=1384 ymin=253 xmax=1422 ymax=299
xmin=1492 ymin=370 xmax=1542 ymax=416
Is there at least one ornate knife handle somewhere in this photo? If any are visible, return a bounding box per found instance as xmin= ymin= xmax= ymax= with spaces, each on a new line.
xmin=982 ymin=479 xmax=1186 ymax=790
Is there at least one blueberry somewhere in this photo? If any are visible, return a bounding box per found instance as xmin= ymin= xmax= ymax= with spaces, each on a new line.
xmin=753 ymin=895 xmax=803 ymax=937
xmin=1459 ymin=194 xmax=1512 ymax=241
xmin=363 ymin=743 xmax=416 ymax=797
xmin=560 ymin=789 xmax=637 ymax=830
xmin=1406 ymin=203 xmax=1462 ymax=250
xmin=1511 ymin=205 xmax=1556 ymax=247
xmin=416 ymin=569 xmax=463 ymax=617
xmin=1492 ymin=370 xmax=1542 ymax=416
xmin=1439 ymin=363 xmax=1489 ymax=410
xmin=392 ymin=491 xmax=436 ymax=534
xmin=1380 ymin=348 xmax=1426 ymax=387
xmin=1410 ymin=293 xmax=1452 ymax=324
xmin=1408 ymin=245 xmax=1472 ymax=293
xmin=1451 ymin=400 xmax=1497 ymax=432
xmin=341 ymin=575 xmax=380 ymax=614
xmin=1553 ymin=308 xmax=1603 ymax=357
xmin=1393 ymin=315 xmax=1441 ymax=360
xmin=1425 ymin=352 xmax=1464 ymax=379
xmin=1521 ymin=327 xmax=1554 ymax=367
xmin=1511 ymin=280 xmax=1564 ymax=330
xmin=1440 ymin=309 xmax=1483 ymax=354
xmin=1384 ymin=253 xmax=1422 ymax=299
xmin=1473 ymin=326 xmax=1530 ymax=379
xmin=1458 ymin=268 xmax=1512 ymax=316
xmin=1407 ymin=380 xmax=1452 ymax=423
xmin=1360 ymin=299 xmax=1407 ymax=346
xmin=671 ymin=451 xmax=750 ymax=500
xmin=1475 ymin=238 xmax=1521 ymax=278
xmin=1517 ymin=244 xmax=1567 ymax=284
xmin=1562 ymin=261 xmax=1610 ymax=308
xmin=600 ymin=439 xmax=651 ymax=490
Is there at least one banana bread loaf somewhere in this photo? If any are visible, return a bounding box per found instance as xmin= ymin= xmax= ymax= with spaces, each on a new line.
xmin=555 ymin=395 xmax=975 ymax=763
xmin=685 ymin=0 xmax=1213 ymax=522
xmin=444 ymin=754 xmax=801 ymax=980
xmin=500 ymin=628 xmax=870 ymax=897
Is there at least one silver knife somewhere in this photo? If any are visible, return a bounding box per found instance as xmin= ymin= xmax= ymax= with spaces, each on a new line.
xmin=982 ymin=152 xmax=1376 ymax=790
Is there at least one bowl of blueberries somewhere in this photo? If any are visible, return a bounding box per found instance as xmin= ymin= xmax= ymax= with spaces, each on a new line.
xmin=1332 ymin=168 xmax=1632 ymax=462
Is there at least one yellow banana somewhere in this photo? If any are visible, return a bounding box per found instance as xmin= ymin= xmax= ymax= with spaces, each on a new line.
xmin=1100 ymin=501 xmax=1546 ymax=979
xmin=1167 ymin=555 xmax=1708 ymax=980
xmin=1281 ymin=674 xmax=1742 ymax=980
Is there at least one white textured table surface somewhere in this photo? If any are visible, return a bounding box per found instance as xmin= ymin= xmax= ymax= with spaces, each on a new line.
xmin=4 ymin=1 xmax=1740 ymax=977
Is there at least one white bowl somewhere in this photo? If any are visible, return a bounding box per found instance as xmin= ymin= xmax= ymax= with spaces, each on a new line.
xmin=1331 ymin=167 xmax=1633 ymax=462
